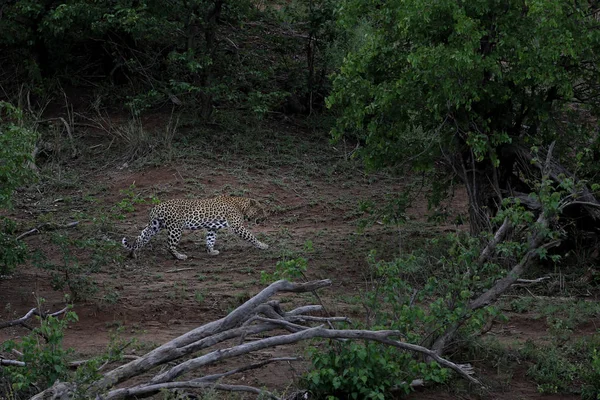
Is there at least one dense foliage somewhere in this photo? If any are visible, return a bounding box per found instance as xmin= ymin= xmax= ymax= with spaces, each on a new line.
xmin=1 ymin=1 xmax=600 ymax=399
xmin=0 ymin=0 xmax=339 ymax=117
xmin=329 ymin=0 xmax=600 ymax=230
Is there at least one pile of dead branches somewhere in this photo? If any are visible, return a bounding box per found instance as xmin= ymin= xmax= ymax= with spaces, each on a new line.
xmin=1 ymin=279 xmax=481 ymax=400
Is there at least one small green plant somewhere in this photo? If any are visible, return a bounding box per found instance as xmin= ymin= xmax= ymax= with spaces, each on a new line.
xmin=521 ymin=341 xmax=578 ymax=394
xmin=31 ymin=234 xmax=111 ymax=301
xmin=0 ymin=217 xmax=28 ymax=275
xmin=305 ymin=341 xmax=448 ymax=399
xmin=115 ymin=183 xmax=147 ymax=213
xmin=194 ymin=290 xmax=205 ymax=304
xmin=2 ymin=301 xmax=78 ymax=395
xmin=0 ymin=101 xmax=38 ymax=208
xmin=111 ymin=184 xmax=160 ymax=220
xmin=0 ymin=102 xmax=37 ymax=276
xmin=102 ymin=289 xmax=121 ymax=304
xmin=581 ymin=348 xmax=600 ymax=400
xmin=510 ymin=296 xmax=535 ymax=313
xmin=261 ymin=257 xmax=308 ymax=284
xmin=304 ymin=232 xmax=510 ymax=399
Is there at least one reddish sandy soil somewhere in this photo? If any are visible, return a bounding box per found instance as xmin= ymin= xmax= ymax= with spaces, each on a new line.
xmin=0 ymin=120 xmax=589 ymax=399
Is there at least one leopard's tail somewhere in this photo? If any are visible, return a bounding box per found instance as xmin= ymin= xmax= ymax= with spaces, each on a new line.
xmin=122 ymin=218 xmax=163 ymax=256
xmin=121 ymin=237 xmax=134 ymax=251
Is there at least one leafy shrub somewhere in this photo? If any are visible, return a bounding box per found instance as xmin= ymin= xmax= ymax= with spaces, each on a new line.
xmin=2 ymin=306 xmax=78 ymax=395
xmin=0 ymin=101 xmax=38 ymax=276
xmin=0 ymin=218 xmax=28 ymax=275
xmin=260 ymin=257 xmax=308 ymax=283
xmin=527 ymin=346 xmax=577 ymax=394
xmin=32 ymin=233 xmax=120 ymax=301
xmin=1 ymin=306 xmax=132 ymax=398
xmin=305 ymin=341 xmax=447 ymax=399
xmin=0 ymin=102 xmax=38 ymax=207
xmin=304 ymin=233 xmax=509 ymax=398
xmin=581 ymin=348 xmax=600 ymax=400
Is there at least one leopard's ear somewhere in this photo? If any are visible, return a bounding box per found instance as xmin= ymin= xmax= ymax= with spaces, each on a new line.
xmin=249 ymin=198 xmax=261 ymax=207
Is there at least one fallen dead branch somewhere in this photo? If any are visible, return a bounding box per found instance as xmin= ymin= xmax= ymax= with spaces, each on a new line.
xmin=0 ymin=306 xmax=69 ymax=330
xmin=29 ymin=279 xmax=482 ymax=400
xmin=514 ymin=276 xmax=551 ymax=287
xmin=165 ymin=267 xmax=194 ymax=273
xmin=0 ymin=359 xmax=25 ymax=367
xmin=15 ymin=221 xmax=79 ymax=240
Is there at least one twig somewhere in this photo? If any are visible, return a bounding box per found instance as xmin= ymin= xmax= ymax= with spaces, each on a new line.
xmin=16 ymin=221 xmax=79 ymax=240
xmin=514 ymin=276 xmax=551 ymax=285
xmin=0 ymin=306 xmax=69 ymax=329
xmin=196 ymin=357 xmax=300 ymax=382
xmin=0 ymin=359 xmax=25 ymax=367
xmin=105 ymin=381 xmax=280 ymax=400
xmin=165 ymin=268 xmax=194 ymax=273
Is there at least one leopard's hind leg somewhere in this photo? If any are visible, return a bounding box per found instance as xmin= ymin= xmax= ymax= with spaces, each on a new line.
xmin=122 ymin=219 xmax=162 ymax=258
xmin=166 ymin=223 xmax=188 ymax=260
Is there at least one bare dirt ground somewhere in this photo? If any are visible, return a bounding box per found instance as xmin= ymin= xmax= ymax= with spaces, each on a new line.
xmin=0 ymin=118 xmax=586 ymax=399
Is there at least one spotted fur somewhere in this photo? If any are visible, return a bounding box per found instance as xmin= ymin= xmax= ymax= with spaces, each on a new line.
xmin=122 ymin=196 xmax=268 ymax=260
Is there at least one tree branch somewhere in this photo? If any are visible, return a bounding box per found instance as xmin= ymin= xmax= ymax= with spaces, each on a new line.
xmin=91 ymin=280 xmax=331 ymax=392
xmin=15 ymin=221 xmax=79 ymax=240
xmin=105 ymin=381 xmax=281 ymax=400
xmin=147 ymin=327 xmax=481 ymax=389
xmin=0 ymin=306 xmax=69 ymax=329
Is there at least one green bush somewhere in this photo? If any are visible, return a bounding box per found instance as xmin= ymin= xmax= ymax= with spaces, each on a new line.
xmin=2 ymin=306 xmax=78 ymax=395
xmin=304 ymin=233 xmax=507 ymax=398
xmin=0 ymin=101 xmax=38 ymax=276
xmin=581 ymin=348 xmax=600 ymax=400
xmin=0 ymin=218 xmax=28 ymax=276
xmin=0 ymin=102 xmax=37 ymax=207
xmin=521 ymin=342 xmax=578 ymax=394
xmin=305 ymin=341 xmax=447 ymax=399
xmin=31 ymin=233 xmax=121 ymax=301
xmin=329 ymin=0 xmax=600 ymax=232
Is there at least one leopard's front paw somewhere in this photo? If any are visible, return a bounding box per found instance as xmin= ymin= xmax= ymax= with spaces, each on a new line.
xmin=173 ymin=253 xmax=188 ymax=260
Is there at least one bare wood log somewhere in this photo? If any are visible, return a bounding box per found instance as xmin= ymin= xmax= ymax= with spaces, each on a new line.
xmin=477 ymin=217 xmax=512 ymax=267
xmin=514 ymin=276 xmax=551 ymax=286
xmin=29 ymin=381 xmax=74 ymax=400
xmin=252 ymin=316 xmax=310 ymax=332
xmin=0 ymin=307 xmax=37 ymax=329
xmin=287 ymin=315 xmax=351 ymax=324
xmin=469 ymin=214 xmax=551 ymax=311
xmin=286 ymin=305 xmax=324 ymax=315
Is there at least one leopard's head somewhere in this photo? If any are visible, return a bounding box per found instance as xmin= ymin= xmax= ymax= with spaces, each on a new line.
xmin=245 ymin=198 xmax=267 ymax=223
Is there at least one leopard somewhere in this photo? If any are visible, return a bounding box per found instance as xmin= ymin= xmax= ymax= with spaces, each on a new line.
xmin=122 ymin=196 xmax=269 ymax=260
